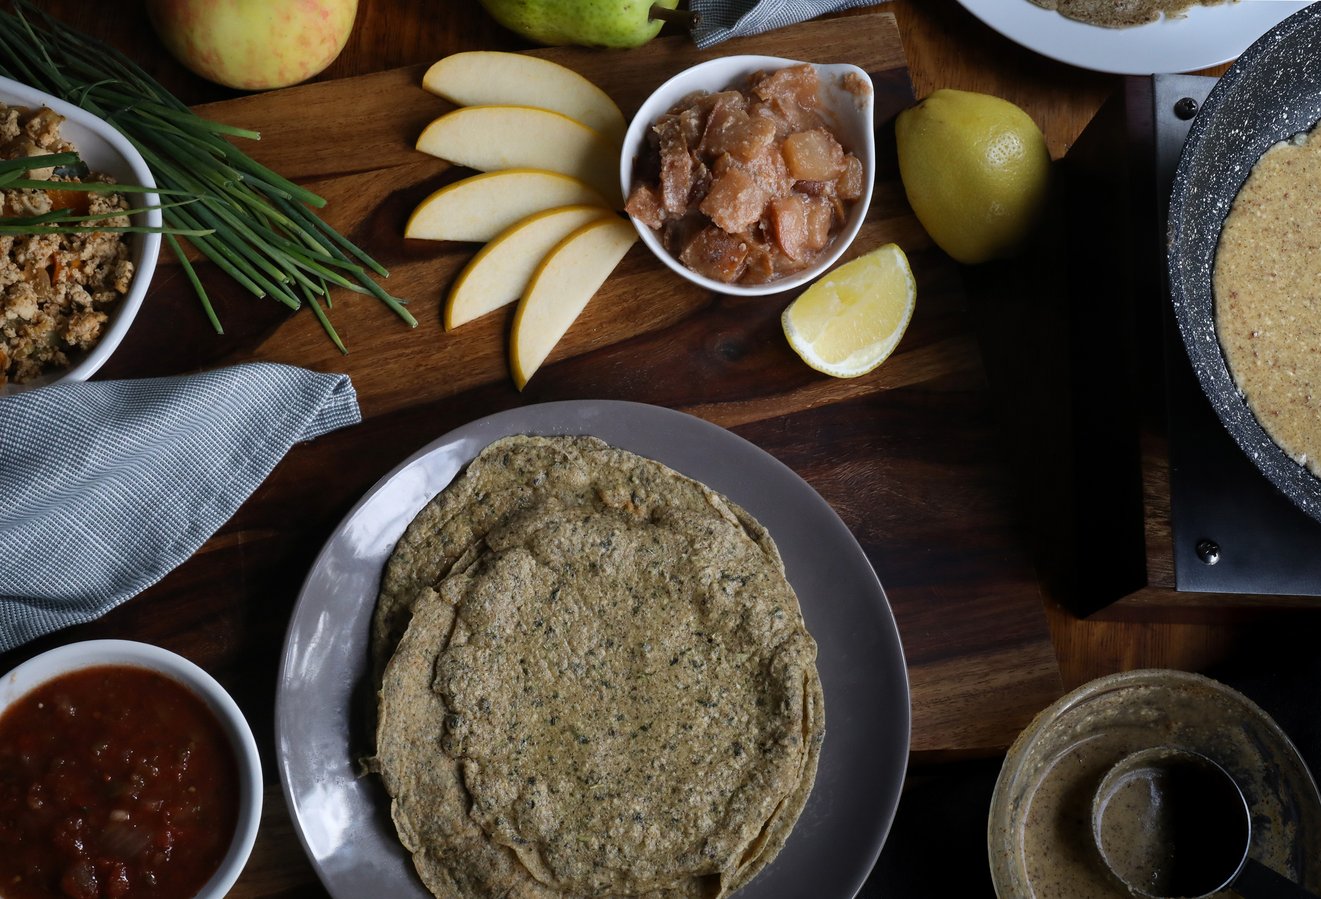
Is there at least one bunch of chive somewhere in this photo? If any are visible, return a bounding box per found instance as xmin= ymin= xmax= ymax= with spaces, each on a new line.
xmin=0 ymin=151 xmax=204 ymax=237
xmin=0 ymin=1 xmax=414 ymax=351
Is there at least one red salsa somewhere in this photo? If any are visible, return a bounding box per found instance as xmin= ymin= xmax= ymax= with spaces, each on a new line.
xmin=0 ymin=665 xmax=240 ymax=899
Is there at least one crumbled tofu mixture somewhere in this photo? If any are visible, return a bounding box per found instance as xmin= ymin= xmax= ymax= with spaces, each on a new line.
xmin=0 ymin=103 xmax=134 ymax=386
xmin=626 ymin=64 xmax=863 ymax=285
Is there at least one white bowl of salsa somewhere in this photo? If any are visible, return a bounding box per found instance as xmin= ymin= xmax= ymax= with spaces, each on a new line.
xmin=0 ymin=640 xmax=262 ymax=899
xmin=620 ymin=55 xmax=875 ymax=297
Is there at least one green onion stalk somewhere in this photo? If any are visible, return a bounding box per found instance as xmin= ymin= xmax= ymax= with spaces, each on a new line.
xmin=0 ymin=0 xmax=415 ymax=348
xmin=0 ymin=152 xmax=212 ymax=235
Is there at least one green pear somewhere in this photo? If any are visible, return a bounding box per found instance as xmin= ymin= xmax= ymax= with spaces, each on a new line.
xmin=479 ymin=0 xmax=683 ymax=49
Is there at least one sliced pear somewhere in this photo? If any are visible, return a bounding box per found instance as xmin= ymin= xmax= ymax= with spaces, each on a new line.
xmin=510 ymin=217 xmax=637 ymax=390
xmin=416 ymin=106 xmax=622 ymax=206
xmin=406 ymin=169 xmax=609 ymax=243
xmin=423 ymin=51 xmax=627 ymax=145
xmin=446 ymin=205 xmax=610 ymax=330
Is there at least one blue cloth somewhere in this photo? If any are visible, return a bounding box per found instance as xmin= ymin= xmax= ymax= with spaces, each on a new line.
xmin=690 ymin=0 xmax=886 ymax=47
xmin=0 ymin=362 xmax=360 ymax=650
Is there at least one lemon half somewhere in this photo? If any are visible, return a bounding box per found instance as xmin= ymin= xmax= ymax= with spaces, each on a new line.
xmin=781 ymin=244 xmax=916 ymax=378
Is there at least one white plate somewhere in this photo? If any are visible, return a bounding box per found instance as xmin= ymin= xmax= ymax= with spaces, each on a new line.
xmin=275 ymin=400 xmax=910 ymax=899
xmin=957 ymin=0 xmax=1311 ymax=75
xmin=0 ymin=76 xmax=160 ymax=395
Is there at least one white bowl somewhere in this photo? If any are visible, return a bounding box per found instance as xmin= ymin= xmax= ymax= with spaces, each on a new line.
xmin=620 ymin=55 xmax=875 ymax=297
xmin=0 ymin=75 xmax=160 ymax=395
xmin=0 ymin=640 xmax=262 ymax=898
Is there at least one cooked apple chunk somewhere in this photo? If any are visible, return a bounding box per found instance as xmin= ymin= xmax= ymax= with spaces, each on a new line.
xmin=658 ymin=121 xmax=694 ymax=216
xmin=783 ymin=128 xmax=847 ymax=182
xmin=769 ymin=195 xmax=810 ymax=261
xmin=625 ymin=183 xmax=665 ymax=230
xmin=805 ymin=196 xmax=835 ymax=251
xmin=699 ymin=166 xmax=767 ymax=234
xmin=679 ymin=226 xmax=748 ymax=283
xmin=701 ymin=98 xmax=776 ymax=163
xmin=837 ymin=154 xmax=865 ymax=200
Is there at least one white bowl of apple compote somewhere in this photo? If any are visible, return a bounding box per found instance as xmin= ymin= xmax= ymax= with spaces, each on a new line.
xmin=621 ymin=55 xmax=875 ymax=296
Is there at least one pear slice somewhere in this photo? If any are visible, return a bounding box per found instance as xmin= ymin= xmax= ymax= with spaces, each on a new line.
xmin=423 ymin=51 xmax=627 ymax=145
xmin=406 ymin=169 xmax=609 ymax=243
xmin=510 ymin=217 xmax=637 ymax=390
xmin=416 ymin=106 xmax=622 ymax=206
xmin=446 ymin=205 xmax=611 ymax=330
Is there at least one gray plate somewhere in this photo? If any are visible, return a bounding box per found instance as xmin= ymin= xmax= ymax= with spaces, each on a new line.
xmin=275 ymin=400 xmax=910 ymax=898
xmin=1166 ymin=2 xmax=1321 ymax=525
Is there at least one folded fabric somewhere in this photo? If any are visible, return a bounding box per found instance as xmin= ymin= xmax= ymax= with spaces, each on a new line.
xmin=0 ymin=362 xmax=361 ymax=651
xmin=690 ymin=0 xmax=887 ymax=48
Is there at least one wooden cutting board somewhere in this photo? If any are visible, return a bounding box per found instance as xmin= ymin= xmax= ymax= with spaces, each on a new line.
xmin=92 ymin=12 xmax=1061 ymax=756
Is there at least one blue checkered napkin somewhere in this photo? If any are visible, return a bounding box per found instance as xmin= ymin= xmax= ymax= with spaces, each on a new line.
xmin=690 ymin=0 xmax=887 ymax=47
xmin=0 ymin=362 xmax=360 ymax=651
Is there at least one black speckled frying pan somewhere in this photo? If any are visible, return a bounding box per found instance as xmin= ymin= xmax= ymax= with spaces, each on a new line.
xmin=1167 ymin=2 xmax=1321 ymax=526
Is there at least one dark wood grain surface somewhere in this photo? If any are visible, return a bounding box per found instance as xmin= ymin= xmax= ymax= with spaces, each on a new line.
xmin=7 ymin=0 xmax=1321 ymax=895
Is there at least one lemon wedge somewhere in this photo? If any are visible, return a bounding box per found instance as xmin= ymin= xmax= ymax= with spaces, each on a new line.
xmin=781 ymin=244 xmax=916 ymax=378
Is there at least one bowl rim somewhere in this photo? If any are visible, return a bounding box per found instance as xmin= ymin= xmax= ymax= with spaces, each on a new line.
xmin=0 ymin=74 xmax=161 ymax=393
xmin=0 ymin=639 xmax=263 ymax=898
xmin=986 ymin=668 xmax=1321 ymax=895
xmin=619 ymin=54 xmax=876 ymax=297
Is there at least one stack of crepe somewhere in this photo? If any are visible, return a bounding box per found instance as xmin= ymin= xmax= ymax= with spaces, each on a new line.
xmin=365 ymin=435 xmax=824 ymax=898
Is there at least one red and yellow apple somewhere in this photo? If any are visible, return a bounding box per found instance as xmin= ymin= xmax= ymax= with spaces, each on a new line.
xmin=147 ymin=0 xmax=358 ymax=91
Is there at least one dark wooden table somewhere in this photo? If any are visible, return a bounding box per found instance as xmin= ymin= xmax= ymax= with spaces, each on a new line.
xmin=9 ymin=1 xmax=1321 ymax=895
